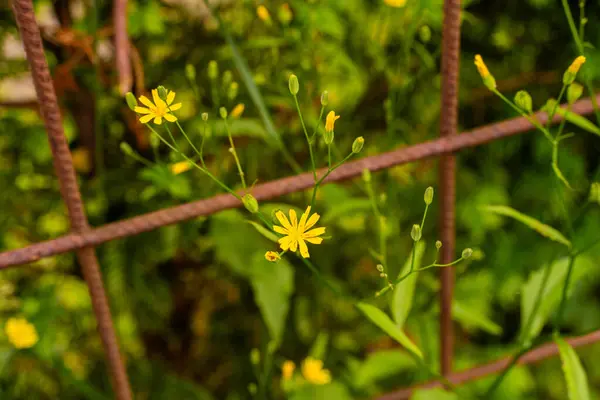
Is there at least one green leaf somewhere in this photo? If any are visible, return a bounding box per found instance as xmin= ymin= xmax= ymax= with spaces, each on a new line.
xmin=554 ymin=108 xmax=600 ymax=138
xmin=452 ymin=301 xmax=502 ymax=336
xmin=212 ymin=119 xmax=268 ymax=139
xmin=556 ymin=337 xmax=591 ymax=400
xmin=356 ymin=302 xmax=423 ymax=359
xmin=520 ymin=257 xmax=592 ymax=343
xmin=352 ymin=350 xmax=416 ymax=389
xmin=246 ymin=220 xmax=279 ymax=243
xmin=481 ymin=205 xmax=571 ymax=247
xmin=410 ymin=388 xmax=458 ymax=400
xmin=322 ymin=199 xmax=372 ymax=224
xmin=391 ymin=241 xmax=426 ymax=328
xmin=308 ymin=332 xmax=329 ymax=360
xmin=290 ymin=382 xmax=353 ymax=400
xmin=249 ymin=252 xmax=294 ymax=345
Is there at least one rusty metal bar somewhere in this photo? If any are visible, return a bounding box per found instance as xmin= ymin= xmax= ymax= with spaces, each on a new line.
xmin=376 ymin=328 xmax=600 ymax=399
xmin=0 ymin=94 xmax=598 ymax=269
xmin=10 ymin=1 xmax=132 ymax=398
xmin=114 ymin=0 xmax=132 ymax=95
xmin=438 ymin=0 xmax=461 ymax=375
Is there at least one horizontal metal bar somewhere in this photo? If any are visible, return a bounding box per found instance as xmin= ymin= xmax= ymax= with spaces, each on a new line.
xmin=376 ymin=328 xmax=600 ymax=399
xmin=0 ymin=94 xmax=598 ymax=269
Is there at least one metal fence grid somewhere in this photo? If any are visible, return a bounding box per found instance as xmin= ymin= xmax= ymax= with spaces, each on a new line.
xmin=6 ymin=0 xmax=600 ymax=399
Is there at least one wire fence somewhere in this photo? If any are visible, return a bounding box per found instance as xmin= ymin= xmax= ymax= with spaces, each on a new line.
xmin=6 ymin=0 xmax=600 ymax=399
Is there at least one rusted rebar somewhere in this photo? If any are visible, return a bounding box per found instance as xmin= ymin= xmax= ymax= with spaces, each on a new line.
xmin=0 ymin=94 xmax=597 ymax=269
xmin=114 ymin=0 xmax=132 ymax=95
xmin=10 ymin=0 xmax=132 ymax=398
xmin=438 ymin=0 xmax=461 ymax=375
xmin=375 ymin=328 xmax=600 ymax=399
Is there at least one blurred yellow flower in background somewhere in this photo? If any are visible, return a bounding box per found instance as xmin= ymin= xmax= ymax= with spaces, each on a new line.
xmin=384 ymin=0 xmax=406 ymax=7
xmin=282 ymin=360 xmax=295 ymax=380
xmin=5 ymin=317 xmax=38 ymax=349
xmin=301 ymin=357 xmax=331 ymax=385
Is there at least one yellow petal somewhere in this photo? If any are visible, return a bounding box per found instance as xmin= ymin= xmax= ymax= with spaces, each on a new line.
xmin=152 ymin=89 xmax=167 ymax=108
xmin=278 ymin=236 xmax=292 ymax=251
xmin=304 ymin=237 xmax=323 ymax=245
xmin=139 ymin=95 xmax=155 ymax=109
xmin=166 ymin=90 xmax=176 ymax=105
xmin=289 ymin=209 xmax=298 ymax=228
xmin=273 ymin=225 xmax=289 ymax=235
xmin=276 ymin=211 xmax=292 ymax=230
xmin=134 ymin=106 xmax=152 ymax=114
xmin=298 ymin=206 xmax=311 ymax=232
xmin=289 ymin=238 xmax=298 ymax=252
xmin=139 ymin=114 xmax=154 ymax=124
xmin=298 ymin=238 xmax=310 ymax=258
xmin=303 ymin=227 xmax=325 ymax=238
xmin=304 ymin=212 xmax=320 ymax=230
xmin=154 ymin=115 xmax=163 ymax=125
xmin=164 ymin=113 xmax=177 ymax=122
xmin=169 ymin=103 xmax=182 ymax=111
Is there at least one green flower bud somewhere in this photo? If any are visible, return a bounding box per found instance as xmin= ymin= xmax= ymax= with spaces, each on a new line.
xmin=424 ymin=186 xmax=434 ymax=205
xmin=323 ymin=129 xmax=334 ymax=145
xmin=321 ymin=90 xmax=329 ymax=106
xmin=125 ymin=92 xmax=137 ymax=111
xmin=185 ymin=64 xmax=196 ymax=81
xmin=563 ymin=56 xmax=586 ymax=85
xmin=352 ymin=137 xmax=364 ymax=154
xmin=250 ymin=348 xmax=260 ymax=365
xmin=150 ymin=134 xmax=160 ymax=149
xmin=219 ymin=107 xmax=228 ymax=119
xmin=242 ymin=194 xmax=259 ymax=214
xmin=228 ymin=82 xmax=239 ymax=101
xmin=222 ymin=70 xmax=233 ymax=87
xmin=514 ymin=90 xmax=533 ymax=114
xmin=362 ymin=168 xmax=371 ymax=183
xmin=376 ymin=264 xmax=384 ymax=272
xmin=589 ymin=182 xmax=600 ymax=204
xmin=567 ymin=83 xmax=584 ymax=104
xmin=201 ymin=112 xmax=209 ymax=122
xmin=410 ymin=224 xmax=421 ymax=242
xmin=278 ymin=3 xmax=292 ymax=25
xmin=462 ymin=248 xmax=473 ymax=259
xmin=419 ymin=25 xmax=431 ymax=42
xmin=157 ymin=85 xmax=168 ymax=100
xmin=435 ymin=240 xmax=442 ymax=250
xmin=119 ymin=142 xmax=133 ymax=155
xmin=208 ymin=60 xmax=218 ymax=80
xmin=288 ymin=74 xmax=299 ymax=95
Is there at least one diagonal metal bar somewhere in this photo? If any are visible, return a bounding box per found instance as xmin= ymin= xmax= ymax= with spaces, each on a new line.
xmin=10 ymin=1 xmax=132 ymax=398
xmin=438 ymin=0 xmax=461 ymax=375
xmin=0 ymin=94 xmax=598 ymax=269
xmin=375 ymin=328 xmax=600 ymax=399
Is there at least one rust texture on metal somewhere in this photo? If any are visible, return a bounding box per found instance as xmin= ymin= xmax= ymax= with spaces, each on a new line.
xmin=438 ymin=0 xmax=461 ymax=375
xmin=376 ymin=328 xmax=600 ymax=400
xmin=10 ymin=0 xmax=132 ymax=398
xmin=0 ymin=94 xmax=598 ymax=269
xmin=114 ymin=0 xmax=132 ymax=94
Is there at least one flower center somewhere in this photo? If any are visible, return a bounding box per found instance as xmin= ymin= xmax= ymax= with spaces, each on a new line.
xmin=154 ymin=103 xmax=167 ymax=117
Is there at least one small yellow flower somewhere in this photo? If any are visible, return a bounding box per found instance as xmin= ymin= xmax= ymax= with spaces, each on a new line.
xmin=170 ymin=161 xmax=192 ymax=175
xmin=474 ymin=55 xmax=490 ymax=79
xmin=301 ymin=357 xmax=331 ymax=385
xmin=257 ymin=5 xmax=271 ymax=21
xmin=273 ymin=206 xmax=326 ymax=258
xmin=265 ymin=251 xmax=281 ymax=262
xmin=325 ymin=111 xmax=340 ymax=133
xmin=384 ymin=0 xmax=406 ymax=7
xmin=282 ymin=360 xmax=295 ymax=380
xmin=231 ymin=103 xmax=245 ymax=119
xmin=568 ymin=56 xmax=586 ymax=74
xmin=5 ymin=318 xmax=38 ymax=349
xmin=134 ymin=88 xmax=182 ymax=125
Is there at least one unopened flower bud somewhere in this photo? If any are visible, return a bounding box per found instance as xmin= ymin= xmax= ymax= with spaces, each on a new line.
xmin=567 ymin=83 xmax=584 ymax=104
xmin=201 ymin=112 xmax=209 ymax=122
xmin=563 ymin=56 xmax=586 ymax=85
xmin=125 ymin=92 xmax=138 ymax=111
xmin=424 ymin=186 xmax=434 ymax=205
xmin=323 ymin=129 xmax=334 ymax=145
xmin=362 ymin=168 xmax=371 ymax=183
xmin=231 ymin=103 xmax=245 ymax=119
xmin=352 ymin=137 xmax=364 ymax=154
xmin=474 ymin=55 xmax=496 ymax=90
xmin=222 ymin=70 xmax=233 ymax=87
xmin=242 ymin=193 xmax=259 ymax=214
xmin=228 ymin=82 xmax=239 ymax=101
xmin=514 ymin=90 xmax=533 ymax=114
xmin=410 ymin=224 xmax=422 ymax=242
xmin=157 ymin=85 xmax=168 ymax=100
xmin=288 ymin=74 xmax=299 ymax=95
xmin=185 ymin=64 xmax=196 ymax=81
xmin=462 ymin=248 xmax=473 ymax=259
xmin=250 ymin=348 xmax=260 ymax=365
xmin=120 ymin=142 xmax=133 ymax=155
xmin=589 ymin=182 xmax=600 ymax=204
xmin=321 ymin=90 xmax=329 ymax=106
xmin=219 ymin=107 xmax=228 ymax=119
xmin=257 ymin=5 xmax=271 ymax=22
xmin=435 ymin=240 xmax=442 ymax=250
xmin=150 ymin=134 xmax=160 ymax=149
xmin=376 ymin=264 xmax=384 ymax=272
xmin=208 ymin=60 xmax=218 ymax=80
xmin=278 ymin=3 xmax=292 ymax=25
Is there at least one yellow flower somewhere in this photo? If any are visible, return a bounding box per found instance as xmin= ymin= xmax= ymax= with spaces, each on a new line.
xmin=301 ymin=357 xmax=331 ymax=385
xmin=265 ymin=251 xmax=281 ymax=262
xmin=134 ymin=88 xmax=182 ymax=125
xmin=274 ymin=206 xmax=326 ymax=258
xmin=170 ymin=161 xmax=192 ymax=175
xmin=231 ymin=103 xmax=245 ymax=118
xmin=5 ymin=318 xmax=38 ymax=349
xmin=474 ymin=54 xmax=490 ymax=79
xmin=257 ymin=5 xmax=271 ymax=21
xmin=325 ymin=111 xmax=340 ymax=133
xmin=282 ymin=360 xmax=295 ymax=380
xmin=568 ymin=56 xmax=586 ymax=74
xmin=384 ymin=0 xmax=406 ymax=7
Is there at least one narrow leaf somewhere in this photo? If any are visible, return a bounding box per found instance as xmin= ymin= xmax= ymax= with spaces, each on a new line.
xmin=356 ymin=302 xmax=423 ymax=359
xmin=391 ymin=242 xmax=426 ymax=328
xmin=556 ymin=337 xmax=591 ymax=400
xmin=481 ymin=205 xmax=571 ymax=247
xmin=555 ymin=108 xmax=600 ymax=138
xmin=452 ymin=301 xmax=502 ymax=335
xmin=246 ymin=220 xmax=279 ymax=243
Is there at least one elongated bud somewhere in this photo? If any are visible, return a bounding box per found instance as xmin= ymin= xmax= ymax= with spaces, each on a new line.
xmin=474 ymin=55 xmax=496 ymax=90
xmin=231 ymin=103 xmax=245 ymax=119
xmin=514 ymin=90 xmax=533 ymax=114
xmin=208 ymin=60 xmax=218 ymax=80
xmin=589 ymin=182 xmax=600 ymax=204
xmin=278 ymin=3 xmax=292 ymax=25
xmin=257 ymin=5 xmax=271 ymax=22
xmin=563 ymin=56 xmax=586 ymax=85
xmin=323 ymin=129 xmax=334 ymax=145
xmin=228 ymin=82 xmax=239 ymax=101
xmin=242 ymin=194 xmax=259 ymax=214
xmin=222 ymin=70 xmax=233 ymax=87
xmin=462 ymin=248 xmax=473 ymax=259
xmin=410 ymin=224 xmax=421 ymax=242
xmin=362 ymin=168 xmax=371 ymax=183
xmin=435 ymin=240 xmax=442 ymax=250
xmin=321 ymin=90 xmax=329 ymax=106
xmin=567 ymin=83 xmax=583 ymax=104
xmin=250 ymin=348 xmax=260 ymax=365
xmin=120 ymin=142 xmax=134 ymax=155
xmin=125 ymin=92 xmax=137 ymax=111
xmin=186 ymin=64 xmax=196 ymax=81
xmin=157 ymin=85 xmax=168 ymax=100
xmin=219 ymin=107 xmax=228 ymax=119
xmin=352 ymin=137 xmax=364 ymax=153
xmin=201 ymin=112 xmax=209 ymax=122
xmin=288 ymin=74 xmax=299 ymax=95
xmin=424 ymin=186 xmax=434 ymax=205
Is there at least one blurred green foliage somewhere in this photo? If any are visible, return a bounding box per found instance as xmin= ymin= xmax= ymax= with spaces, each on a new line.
xmin=0 ymin=0 xmax=600 ymax=399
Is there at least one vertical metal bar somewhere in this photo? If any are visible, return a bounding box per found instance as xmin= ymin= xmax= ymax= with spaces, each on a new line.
xmin=11 ymin=1 xmax=132 ymax=398
xmin=114 ymin=0 xmax=132 ymax=95
xmin=438 ymin=0 xmax=461 ymax=375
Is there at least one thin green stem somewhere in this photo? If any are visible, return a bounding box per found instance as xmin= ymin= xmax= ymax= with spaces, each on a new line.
xmin=293 ymin=95 xmax=317 ymax=181
xmin=300 ymin=258 xmax=344 ymax=297
xmin=223 ymin=117 xmax=247 ymax=188
xmin=484 ymin=344 xmax=531 ymax=397
xmin=312 ymin=105 xmax=325 ymax=140
xmin=124 ymin=149 xmax=153 ymax=167
xmin=493 ymin=90 xmax=553 ymax=143
xmin=328 ymin=144 xmax=332 ymax=169
xmin=310 ymin=152 xmax=354 ymax=207
xmin=546 ymin=85 xmax=567 ymax=131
